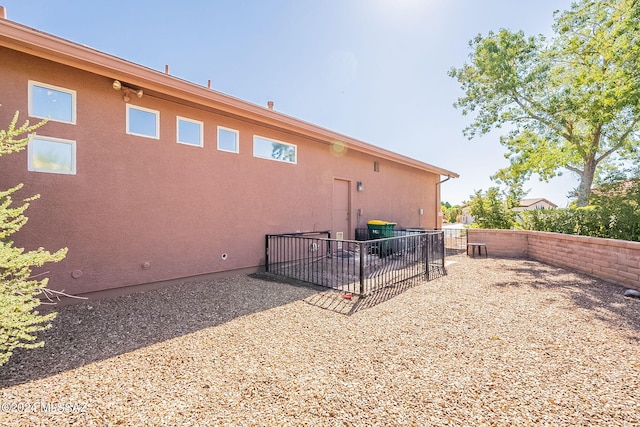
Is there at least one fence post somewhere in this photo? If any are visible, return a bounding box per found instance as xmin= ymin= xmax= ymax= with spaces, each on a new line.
xmin=424 ymin=234 xmax=430 ymax=279
xmin=440 ymin=231 xmax=445 ymax=274
xmin=359 ymin=242 xmax=365 ymax=295
xmin=265 ymin=235 xmax=270 ymax=272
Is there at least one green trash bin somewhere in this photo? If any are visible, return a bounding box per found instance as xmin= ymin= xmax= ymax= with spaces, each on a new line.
xmin=367 ymin=220 xmax=396 ymax=256
xmin=367 ymin=220 xmax=396 ymax=239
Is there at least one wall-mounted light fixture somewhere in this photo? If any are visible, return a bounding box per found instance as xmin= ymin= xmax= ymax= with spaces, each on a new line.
xmin=112 ymin=80 xmax=143 ymax=102
xmin=356 ymin=181 xmax=364 ymax=192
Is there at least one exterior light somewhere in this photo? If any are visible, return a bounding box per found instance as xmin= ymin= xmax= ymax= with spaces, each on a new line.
xmin=119 ymin=86 xmax=144 ymax=102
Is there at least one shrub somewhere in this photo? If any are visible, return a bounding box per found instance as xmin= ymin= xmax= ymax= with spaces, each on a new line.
xmin=519 ymin=179 xmax=640 ymax=241
xmin=0 ymin=111 xmax=67 ymax=365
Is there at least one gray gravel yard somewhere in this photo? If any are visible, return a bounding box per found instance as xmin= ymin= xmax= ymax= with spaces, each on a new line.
xmin=1 ymin=255 xmax=639 ymax=426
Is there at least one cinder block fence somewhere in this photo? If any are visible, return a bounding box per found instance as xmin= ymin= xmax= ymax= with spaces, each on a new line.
xmin=467 ymin=229 xmax=640 ymax=291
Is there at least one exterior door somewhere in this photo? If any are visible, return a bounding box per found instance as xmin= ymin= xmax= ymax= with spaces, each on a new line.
xmin=332 ymin=179 xmax=351 ymax=240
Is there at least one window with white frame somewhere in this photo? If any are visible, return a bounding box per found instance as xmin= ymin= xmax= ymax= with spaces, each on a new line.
xmin=217 ymin=126 xmax=239 ymax=153
xmin=177 ymin=116 xmax=203 ymax=147
xmin=253 ymin=135 xmax=296 ymax=164
xmin=126 ymin=104 xmax=159 ymax=139
xmin=28 ymin=81 xmax=76 ymax=124
xmin=28 ymin=135 xmax=76 ymax=175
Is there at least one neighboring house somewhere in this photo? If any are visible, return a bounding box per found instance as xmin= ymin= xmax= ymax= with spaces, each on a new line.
xmin=512 ymin=198 xmax=558 ymax=212
xmin=591 ymin=179 xmax=637 ymax=197
xmin=460 ymin=204 xmax=474 ymax=225
xmin=0 ymin=13 xmax=458 ymax=297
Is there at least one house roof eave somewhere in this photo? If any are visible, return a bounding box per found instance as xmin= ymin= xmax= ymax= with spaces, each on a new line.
xmin=0 ymin=18 xmax=459 ymax=178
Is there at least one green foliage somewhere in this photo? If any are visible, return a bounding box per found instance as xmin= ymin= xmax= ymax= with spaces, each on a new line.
xmin=441 ymin=203 xmax=462 ymax=223
xmin=0 ymin=111 xmax=46 ymax=155
xmin=468 ymin=187 xmax=516 ymax=229
xmin=450 ymin=0 xmax=640 ymax=207
xmin=0 ymin=110 xmax=67 ymax=366
xmin=519 ymin=178 xmax=640 ymax=241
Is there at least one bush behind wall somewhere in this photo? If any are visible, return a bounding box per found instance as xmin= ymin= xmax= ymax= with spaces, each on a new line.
xmin=519 ymin=179 xmax=640 ymax=242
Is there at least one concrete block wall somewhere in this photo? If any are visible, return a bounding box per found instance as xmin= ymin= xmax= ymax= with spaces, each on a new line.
xmin=467 ymin=229 xmax=640 ymax=291
xmin=467 ymin=229 xmax=528 ymax=258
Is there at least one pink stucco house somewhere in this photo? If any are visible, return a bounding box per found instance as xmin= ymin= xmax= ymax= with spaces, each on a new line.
xmin=0 ymin=10 xmax=457 ymax=297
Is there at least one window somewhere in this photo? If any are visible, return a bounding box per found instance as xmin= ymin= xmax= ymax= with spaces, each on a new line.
xmin=253 ymin=135 xmax=296 ymax=164
xmin=374 ymin=161 xmax=380 ymax=172
xmin=28 ymin=135 xmax=76 ymax=175
xmin=177 ymin=116 xmax=203 ymax=147
xmin=28 ymin=81 xmax=76 ymax=124
xmin=126 ymin=105 xmax=159 ymax=139
xmin=217 ymin=126 xmax=239 ymax=153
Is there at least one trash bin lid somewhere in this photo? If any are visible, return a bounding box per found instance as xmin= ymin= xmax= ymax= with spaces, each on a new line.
xmin=368 ymin=220 xmax=396 ymax=225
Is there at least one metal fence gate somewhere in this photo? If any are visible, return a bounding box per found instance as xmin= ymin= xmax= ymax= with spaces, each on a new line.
xmin=443 ymin=227 xmax=467 ymax=254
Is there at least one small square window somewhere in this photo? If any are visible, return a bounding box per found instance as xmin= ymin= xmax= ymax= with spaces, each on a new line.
xmin=126 ymin=104 xmax=159 ymax=139
xmin=253 ymin=135 xmax=296 ymax=164
xmin=28 ymin=81 xmax=76 ymax=124
xmin=28 ymin=136 xmax=76 ymax=175
xmin=177 ymin=116 xmax=203 ymax=147
xmin=218 ymin=126 xmax=239 ymax=153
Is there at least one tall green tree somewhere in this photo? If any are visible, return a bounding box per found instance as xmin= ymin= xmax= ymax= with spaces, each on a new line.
xmin=449 ymin=0 xmax=640 ymax=206
xmin=0 ymin=111 xmax=67 ymax=366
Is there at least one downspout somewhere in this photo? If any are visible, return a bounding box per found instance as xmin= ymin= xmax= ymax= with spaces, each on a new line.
xmin=435 ymin=176 xmax=451 ymax=230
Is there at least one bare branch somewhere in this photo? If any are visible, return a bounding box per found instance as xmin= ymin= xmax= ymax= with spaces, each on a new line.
xmin=511 ymin=95 xmax=572 ymax=141
xmin=40 ymin=287 xmax=87 ymax=304
xmin=564 ymin=164 xmax=583 ymax=175
xmin=596 ymin=118 xmax=640 ymax=163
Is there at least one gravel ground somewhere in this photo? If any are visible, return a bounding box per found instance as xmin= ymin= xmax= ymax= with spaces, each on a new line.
xmin=1 ymin=255 xmax=639 ymax=426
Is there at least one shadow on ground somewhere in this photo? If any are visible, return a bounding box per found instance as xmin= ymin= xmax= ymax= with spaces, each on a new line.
xmin=303 ymin=275 xmax=428 ymax=315
xmin=0 ymin=274 xmax=323 ymax=388
xmin=491 ymin=259 xmax=640 ymax=337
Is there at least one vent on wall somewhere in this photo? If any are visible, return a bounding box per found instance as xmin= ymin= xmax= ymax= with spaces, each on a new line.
xmin=374 ymin=161 xmax=380 ymax=172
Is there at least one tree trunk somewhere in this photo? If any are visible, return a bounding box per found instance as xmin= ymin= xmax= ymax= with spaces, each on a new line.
xmin=576 ymin=156 xmax=597 ymax=207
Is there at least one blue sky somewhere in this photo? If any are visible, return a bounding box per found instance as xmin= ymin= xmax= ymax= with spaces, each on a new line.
xmin=3 ymin=0 xmax=577 ymax=206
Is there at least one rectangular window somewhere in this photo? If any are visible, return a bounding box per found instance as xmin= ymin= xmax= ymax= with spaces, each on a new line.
xmin=177 ymin=116 xmax=203 ymax=147
xmin=253 ymin=135 xmax=296 ymax=164
xmin=126 ymin=104 xmax=159 ymax=139
xmin=374 ymin=161 xmax=380 ymax=172
xmin=28 ymin=81 xmax=76 ymax=124
xmin=217 ymin=126 xmax=239 ymax=153
xmin=28 ymin=135 xmax=76 ymax=175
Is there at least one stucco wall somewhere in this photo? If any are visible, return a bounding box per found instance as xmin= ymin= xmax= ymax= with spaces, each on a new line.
xmin=468 ymin=229 xmax=640 ymax=290
xmin=0 ymin=47 xmax=442 ymax=296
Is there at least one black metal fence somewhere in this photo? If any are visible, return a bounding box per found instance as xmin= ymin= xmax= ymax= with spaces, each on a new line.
xmin=265 ymin=230 xmax=446 ymax=296
xmin=357 ymin=226 xmax=466 ymax=254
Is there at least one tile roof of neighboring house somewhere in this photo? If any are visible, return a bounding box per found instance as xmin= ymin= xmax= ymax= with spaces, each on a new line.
xmin=591 ymin=179 xmax=637 ymax=195
xmin=0 ymin=16 xmax=459 ymax=179
xmin=518 ymin=198 xmax=558 ymax=208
